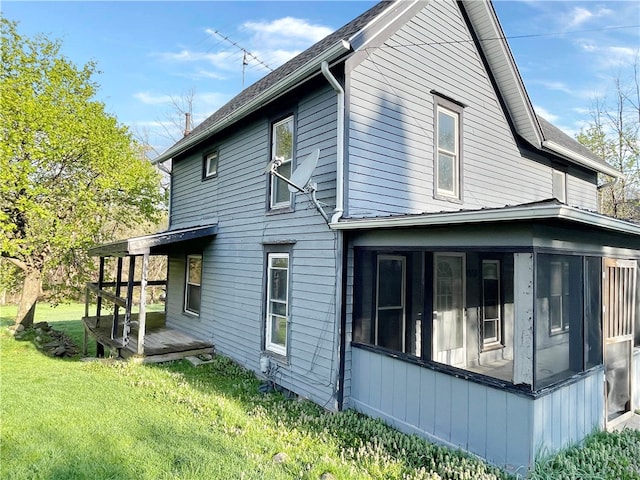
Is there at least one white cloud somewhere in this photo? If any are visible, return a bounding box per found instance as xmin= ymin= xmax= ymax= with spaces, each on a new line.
xmin=242 ymin=17 xmax=332 ymax=47
xmin=564 ymin=6 xmax=613 ymax=29
xmin=133 ymin=92 xmax=172 ymax=105
xmin=155 ymin=48 xmax=238 ymax=70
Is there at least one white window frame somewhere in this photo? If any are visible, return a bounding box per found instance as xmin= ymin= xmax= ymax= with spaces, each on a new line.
xmin=481 ymin=259 xmax=502 ymax=348
xmin=552 ymin=169 xmax=567 ymax=203
xmin=269 ymin=116 xmax=294 ymax=209
xmin=549 ymin=260 xmax=570 ymax=333
xmin=184 ymin=254 xmax=202 ymax=316
xmin=265 ymin=253 xmax=289 ymax=355
xmin=435 ymin=105 xmax=461 ymax=200
xmin=204 ymin=150 xmax=218 ymax=178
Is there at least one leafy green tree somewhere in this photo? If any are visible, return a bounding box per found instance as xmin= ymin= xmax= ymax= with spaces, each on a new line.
xmin=577 ymin=61 xmax=640 ymax=220
xmin=0 ymin=18 xmax=164 ymax=327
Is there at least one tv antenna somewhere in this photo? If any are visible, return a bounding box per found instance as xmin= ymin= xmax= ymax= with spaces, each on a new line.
xmin=210 ymin=30 xmax=273 ymax=88
xmin=266 ymin=149 xmax=328 ymax=223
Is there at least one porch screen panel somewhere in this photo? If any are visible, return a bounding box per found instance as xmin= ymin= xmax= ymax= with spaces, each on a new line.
xmin=433 ymin=254 xmax=465 ymax=367
xmin=535 ymin=254 xmax=583 ymax=389
xmin=376 ymin=255 xmax=405 ymax=352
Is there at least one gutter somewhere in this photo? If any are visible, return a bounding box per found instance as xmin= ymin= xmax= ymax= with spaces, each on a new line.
xmin=329 ymin=203 xmax=640 ymax=236
xmin=153 ymin=40 xmax=351 ymax=165
xmin=542 ymin=140 xmax=623 ymax=179
xmin=320 ymin=61 xmax=345 ymax=223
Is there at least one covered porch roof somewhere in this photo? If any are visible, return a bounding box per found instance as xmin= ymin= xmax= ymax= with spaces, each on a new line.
xmin=88 ymin=224 xmax=218 ymax=257
xmin=331 ymin=199 xmax=640 ymax=238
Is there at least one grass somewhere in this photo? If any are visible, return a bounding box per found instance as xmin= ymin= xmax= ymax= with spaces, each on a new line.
xmin=1 ymin=303 xmax=639 ymax=479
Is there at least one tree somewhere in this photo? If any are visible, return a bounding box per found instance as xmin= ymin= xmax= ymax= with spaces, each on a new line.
xmin=577 ymin=60 xmax=640 ymax=220
xmin=0 ymin=18 xmax=164 ymax=327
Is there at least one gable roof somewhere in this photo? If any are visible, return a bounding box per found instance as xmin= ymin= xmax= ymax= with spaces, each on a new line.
xmin=154 ymin=0 xmax=393 ymax=164
xmin=153 ymin=0 xmax=620 ymax=178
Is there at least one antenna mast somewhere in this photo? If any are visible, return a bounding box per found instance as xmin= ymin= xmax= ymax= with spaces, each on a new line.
xmin=211 ymin=30 xmax=274 ymax=88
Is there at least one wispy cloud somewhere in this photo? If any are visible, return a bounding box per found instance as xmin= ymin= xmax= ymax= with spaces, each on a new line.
xmin=242 ymin=17 xmax=332 ymax=47
xmin=563 ymin=6 xmax=613 ymax=29
xmin=133 ymin=92 xmax=172 ymax=105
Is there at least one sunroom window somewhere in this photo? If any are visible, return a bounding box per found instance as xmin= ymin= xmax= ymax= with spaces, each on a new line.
xmin=534 ymin=254 xmax=602 ymax=389
xmin=353 ymin=250 xmax=513 ymax=382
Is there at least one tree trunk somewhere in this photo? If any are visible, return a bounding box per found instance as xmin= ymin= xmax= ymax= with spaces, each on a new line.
xmin=15 ymin=268 xmax=41 ymax=328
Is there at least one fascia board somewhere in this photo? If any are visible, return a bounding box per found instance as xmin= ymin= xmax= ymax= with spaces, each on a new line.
xmin=542 ymin=140 xmax=623 ymax=178
xmin=152 ymin=40 xmax=351 ymax=165
xmin=348 ymin=0 xmax=421 ymax=51
xmin=461 ymin=0 xmax=543 ymax=147
xmin=330 ymin=204 xmax=640 ymax=236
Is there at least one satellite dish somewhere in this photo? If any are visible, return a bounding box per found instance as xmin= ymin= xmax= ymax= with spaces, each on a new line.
xmin=288 ymin=149 xmax=319 ymax=193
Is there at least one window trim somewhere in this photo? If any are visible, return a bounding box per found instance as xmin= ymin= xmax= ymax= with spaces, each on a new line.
xmin=434 ymin=97 xmax=463 ymax=202
xmin=265 ymin=252 xmax=290 ymax=356
xmin=184 ymin=254 xmax=202 ymax=316
xmin=269 ymin=114 xmax=295 ymax=211
xmin=552 ymin=168 xmax=567 ymax=203
xmin=203 ymin=149 xmax=219 ymax=179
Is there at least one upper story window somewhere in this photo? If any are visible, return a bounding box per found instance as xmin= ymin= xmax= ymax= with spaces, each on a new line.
xmin=184 ymin=254 xmax=202 ymax=316
xmin=552 ymin=169 xmax=567 ymax=203
xmin=203 ymin=150 xmax=218 ymax=179
xmin=270 ymin=115 xmax=294 ymax=210
xmin=436 ymin=105 xmax=461 ymax=199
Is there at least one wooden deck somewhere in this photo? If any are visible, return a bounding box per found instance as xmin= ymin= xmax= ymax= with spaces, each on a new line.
xmin=83 ymin=313 xmax=214 ymax=363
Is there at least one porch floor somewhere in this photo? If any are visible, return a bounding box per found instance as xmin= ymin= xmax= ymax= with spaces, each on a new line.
xmin=83 ymin=314 xmax=214 ymax=364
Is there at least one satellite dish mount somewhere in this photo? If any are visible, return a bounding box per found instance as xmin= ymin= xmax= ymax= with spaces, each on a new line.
xmin=266 ymin=149 xmax=328 ymax=223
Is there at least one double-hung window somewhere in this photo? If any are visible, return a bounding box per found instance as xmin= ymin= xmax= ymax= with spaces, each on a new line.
xmin=270 ymin=116 xmax=294 ymax=209
xmin=266 ymin=253 xmax=289 ymax=355
xmin=435 ymin=99 xmax=462 ymax=200
xmin=184 ymin=254 xmax=202 ymax=316
xmin=481 ymin=260 xmax=502 ymax=348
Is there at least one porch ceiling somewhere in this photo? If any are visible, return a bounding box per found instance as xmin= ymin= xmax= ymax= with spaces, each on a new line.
xmin=88 ymin=224 xmax=218 ymax=257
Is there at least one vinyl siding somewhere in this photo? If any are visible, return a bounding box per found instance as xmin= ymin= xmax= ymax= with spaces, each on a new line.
xmin=166 ymin=84 xmax=340 ymax=408
xmin=350 ymin=347 xmax=604 ymax=470
xmin=346 ymin=0 xmax=554 ymax=218
xmin=567 ymin=168 xmax=598 ymax=210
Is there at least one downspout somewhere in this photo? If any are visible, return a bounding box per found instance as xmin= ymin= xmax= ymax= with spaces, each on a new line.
xmin=321 ymin=60 xmax=347 ymax=410
xmin=321 ymin=61 xmax=345 ymax=224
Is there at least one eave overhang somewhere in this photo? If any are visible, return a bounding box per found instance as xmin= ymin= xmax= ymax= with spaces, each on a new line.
xmin=88 ymin=224 xmax=218 ymax=257
xmin=330 ymin=202 xmax=640 ymax=237
xmin=542 ymin=140 xmax=623 ymax=178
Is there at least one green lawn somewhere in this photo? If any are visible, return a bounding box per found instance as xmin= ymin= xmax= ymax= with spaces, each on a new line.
xmin=1 ymin=304 xmax=639 ymax=479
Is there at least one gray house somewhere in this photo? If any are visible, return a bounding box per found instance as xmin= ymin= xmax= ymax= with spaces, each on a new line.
xmin=85 ymin=0 xmax=640 ymax=471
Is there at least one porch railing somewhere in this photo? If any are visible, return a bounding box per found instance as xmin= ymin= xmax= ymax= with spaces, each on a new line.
xmin=83 ymin=254 xmax=165 ymax=356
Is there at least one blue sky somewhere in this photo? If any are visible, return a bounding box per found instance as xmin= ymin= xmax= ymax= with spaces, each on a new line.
xmin=3 ymin=1 xmax=639 ymax=157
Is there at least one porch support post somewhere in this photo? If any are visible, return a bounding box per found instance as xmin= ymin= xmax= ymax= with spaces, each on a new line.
xmin=83 ymin=287 xmax=89 ymax=356
xmin=112 ymin=257 xmax=123 ymax=340
xmin=96 ymin=256 xmax=106 ymax=357
xmin=123 ymin=256 xmax=136 ymax=347
xmin=513 ymin=252 xmax=534 ymax=386
xmin=137 ymin=253 xmax=149 ymax=355
xmin=96 ymin=257 xmax=105 ymax=325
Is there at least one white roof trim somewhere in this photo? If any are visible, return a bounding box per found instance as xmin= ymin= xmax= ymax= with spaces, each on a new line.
xmin=348 ymin=0 xmax=420 ymax=51
xmin=542 ymin=140 xmax=622 ymax=178
xmin=330 ymin=204 xmax=640 ymax=236
xmin=153 ymin=40 xmax=351 ymax=165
